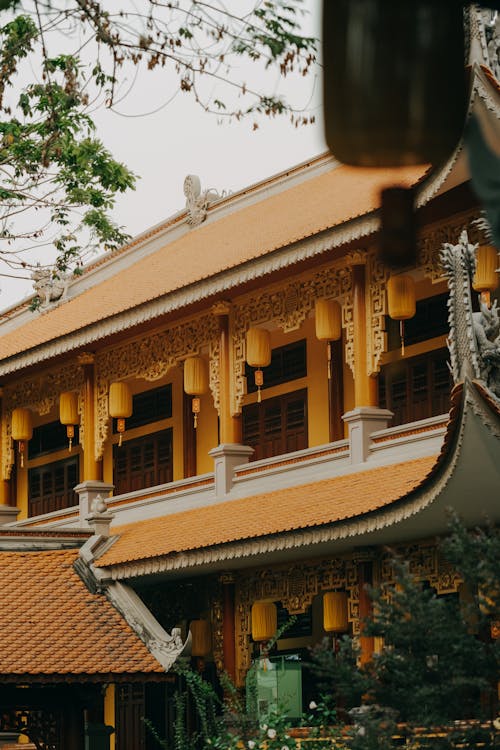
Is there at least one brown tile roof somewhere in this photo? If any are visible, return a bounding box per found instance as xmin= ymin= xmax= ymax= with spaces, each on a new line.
xmin=0 ymin=163 xmax=426 ymax=362
xmin=97 ymin=455 xmax=437 ymax=568
xmin=0 ymin=548 xmax=163 ymax=678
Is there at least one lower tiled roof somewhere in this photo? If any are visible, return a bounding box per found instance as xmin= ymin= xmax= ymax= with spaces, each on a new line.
xmin=97 ymin=455 xmax=437 ymax=568
xmin=0 ymin=548 xmax=163 ymax=678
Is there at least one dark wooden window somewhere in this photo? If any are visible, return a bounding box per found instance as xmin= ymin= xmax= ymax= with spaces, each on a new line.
xmin=242 ymin=389 xmax=308 ymax=461
xmin=386 ymin=293 xmax=449 ymax=350
xmin=28 ymin=456 xmax=79 ymax=517
xmin=245 ymin=340 xmax=307 ymax=394
xmin=29 ymin=420 xmax=79 ymax=459
xmin=379 ymin=348 xmax=452 ymax=426
xmin=113 ymin=428 xmax=173 ymax=495
xmin=112 ymin=384 xmax=172 ymax=433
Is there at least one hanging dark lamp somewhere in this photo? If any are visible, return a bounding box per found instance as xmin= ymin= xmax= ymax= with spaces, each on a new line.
xmin=322 ymin=0 xmax=467 ymax=167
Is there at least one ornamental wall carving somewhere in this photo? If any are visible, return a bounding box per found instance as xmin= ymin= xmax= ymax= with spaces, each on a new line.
xmin=417 ymin=209 xmax=483 ymax=283
xmin=95 ymin=314 xmax=220 ymax=460
xmin=233 ymin=541 xmax=460 ymax=686
xmin=231 ymin=265 xmax=352 ymax=415
xmin=234 ymin=557 xmax=358 ymax=686
xmin=2 ymin=363 xmax=84 ymax=480
xmin=380 ymin=541 xmax=462 ymax=594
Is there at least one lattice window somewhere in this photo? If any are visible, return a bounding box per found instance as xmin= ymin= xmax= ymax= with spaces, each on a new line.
xmin=242 ymin=389 xmax=308 ymax=461
xmin=379 ymin=348 xmax=452 ymax=426
xmin=113 ymin=428 xmax=173 ymax=495
xmin=28 ymin=456 xmax=79 ymax=517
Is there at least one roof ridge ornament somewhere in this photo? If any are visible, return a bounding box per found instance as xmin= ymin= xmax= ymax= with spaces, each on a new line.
xmin=183 ymin=174 xmax=221 ymax=227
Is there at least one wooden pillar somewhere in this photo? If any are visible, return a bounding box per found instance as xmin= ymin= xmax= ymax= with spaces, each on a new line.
xmin=329 ymin=338 xmax=344 ymax=441
xmin=183 ymin=390 xmax=197 ymax=478
xmin=220 ymin=573 xmax=236 ymax=681
xmin=78 ymin=353 xmax=101 ymax=482
xmin=352 ymin=263 xmax=378 ymax=408
xmin=213 ymin=303 xmax=242 ymax=445
xmin=358 ymin=560 xmax=374 ymax=665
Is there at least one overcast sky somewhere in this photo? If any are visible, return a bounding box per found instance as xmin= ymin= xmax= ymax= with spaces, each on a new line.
xmin=1 ymin=0 xmax=325 ymax=308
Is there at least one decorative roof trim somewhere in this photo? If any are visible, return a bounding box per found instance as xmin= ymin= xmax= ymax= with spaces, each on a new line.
xmin=0 ymin=214 xmax=378 ymax=377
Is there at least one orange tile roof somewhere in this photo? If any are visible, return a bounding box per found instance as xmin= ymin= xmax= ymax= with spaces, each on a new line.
xmin=0 ymin=548 xmax=163 ymax=677
xmin=0 ymin=163 xmax=426 ymax=362
xmin=97 ymin=455 xmax=437 ymax=569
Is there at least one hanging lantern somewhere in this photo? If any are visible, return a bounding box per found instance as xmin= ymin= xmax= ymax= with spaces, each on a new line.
xmin=323 ymin=591 xmax=349 ymax=633
xmin=315 ymin=299 xmax=342 ymax=380
xmin=387 ymin=274 xmax=416 ymax=355
xmin=246 ymin=328 xmax=271 ymax=403
xmin=473 ymin=245 xmax=499 ymax=308
xmin=184 ymin=357 xmax=209 ymax=429
xmin=322 ymin=0 xmax=466 ymax=167
xmin=190 ymin=619 xmax=212 ymax=657
xmin=251 ymin=601 xmax=277 ymax=642
xmin=109 ymin=381 xmax=133 ymax=447
xmin=59 ymin=391 xmax=79 ymax=452
xmin=11 ymin=407 xmax=33 ymax=468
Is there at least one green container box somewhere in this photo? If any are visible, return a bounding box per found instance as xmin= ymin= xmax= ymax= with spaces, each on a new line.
xmin=247 ymin=654 xmax=302 ymax=720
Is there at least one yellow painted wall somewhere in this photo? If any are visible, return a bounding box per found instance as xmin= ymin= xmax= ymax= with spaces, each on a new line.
xmin=104 ymin=683 xmax=116 ymax=750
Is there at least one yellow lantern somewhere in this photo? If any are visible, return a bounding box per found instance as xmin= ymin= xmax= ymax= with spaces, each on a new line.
xmin=323 ymin=591 xmax=349 ymax=633
xmin=251 ymin=600 xmax=277 ymax=642
xmin=246 ymin=328 xmax=271 ymax=402
xmin=11 ymin=407 xmax=33 ymax=468
xmin=190 ymin=619 xmax=212 ymax=657
xmin=184 ymin=357 xmax=209 ymax=429
xmin=473 ymin=245 xmax=499 ymax=308
xmin=387 ymin=274 xmax=416 ymax=355
xmin=109 ymin=381 xmax=133 ymax=446
xmin=315 ymin=299 xmax=342 ymax=380
xmin=59 ymin=391 xmax=79 ymax=452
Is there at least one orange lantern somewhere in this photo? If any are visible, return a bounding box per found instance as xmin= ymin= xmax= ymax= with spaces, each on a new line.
xmin=387 ymin=274 xmax=416 ymax=355
xmin=190 ymin=619 xmax=212 ymax=657
xmin=246 ymin=328 xmax=271 ymax=402
xmin=473 ymin=245 xmax=498 ymax=308
xmin=109 ymin=381 xmax=133 ymax=446
xmin=251 ymin=601 xmax=277 ymax=642
xmin=59 ymin=391 xmax=79 ymax=452
xmin=315 ymin=298 xmax=342 ymax=380
xmin=11 ymin=407 xmax=33 ymax=468
xmin=323 ymin=591 xmax=349 ymax=633
xmin=184 ymin=357 xmax=209 ymax=429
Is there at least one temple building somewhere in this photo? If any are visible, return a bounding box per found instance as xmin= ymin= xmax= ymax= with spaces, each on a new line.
xmin=0 ymin=11 xmax=499 ymax=750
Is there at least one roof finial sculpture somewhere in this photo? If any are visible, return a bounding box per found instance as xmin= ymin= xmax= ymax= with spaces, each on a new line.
xmin=441 ymin=229 xmax=500 ymax=399
xmin=183 ymin=174 xmax=220 ymax=227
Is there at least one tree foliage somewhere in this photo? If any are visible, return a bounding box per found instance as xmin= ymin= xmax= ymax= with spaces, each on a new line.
xmin=0 ymin=0 xmax=317 ymax=289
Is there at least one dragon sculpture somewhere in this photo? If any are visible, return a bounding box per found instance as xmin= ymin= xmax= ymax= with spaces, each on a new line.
xmin=441 ymin=229 xmax=500 ymax=399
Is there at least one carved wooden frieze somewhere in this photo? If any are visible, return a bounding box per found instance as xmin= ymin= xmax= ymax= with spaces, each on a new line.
xmin=367 ymin=250 xmax=390 ymax=376
xmin=94 ymin=314 xmax=219 ymax=460
xmin=234 ymin=557 xmax=358 ymax=686
xmin=231 ymin=266 xmax=352 ymax=415
xmin=417 ymin=210 xmax=483 ymax=283
xmin=380 ymin=542 xmax=462 ymax=595
xmin=2 ymin=363 xmax=84 ymax=480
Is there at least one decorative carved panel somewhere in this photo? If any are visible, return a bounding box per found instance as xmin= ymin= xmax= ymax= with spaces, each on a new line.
xmin=231 ymin=266 xmax=352 ymax=415
xmin=234 ymin=556 xmax=358 ymax=686
xmin=367 ymin=250 xmax=390 ymax=376
xmin=417 ymin=210 xmax=483 ymax=283
xmin=95 ymin=315 xmax=219 ymax=460
xmin=380 ymin=542 xmax=462 ymax=595
xmin=2 ymin=363 xmax=84 ymax=480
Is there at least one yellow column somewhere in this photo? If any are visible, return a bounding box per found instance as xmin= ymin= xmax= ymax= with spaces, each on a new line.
xmin=104 ymin=683 xmax=116 ymax=750
xmin=78 ymin=353 xmax=102 ymax=481
xmin=352 ymin=263 xmax=378 ymax=408
xmin=213 ymin=303 xmax=242 ymax=444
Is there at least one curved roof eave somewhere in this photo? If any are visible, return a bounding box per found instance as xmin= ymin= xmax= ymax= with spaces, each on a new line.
xmin=96 ymin=379 xmax=500 ymax=582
